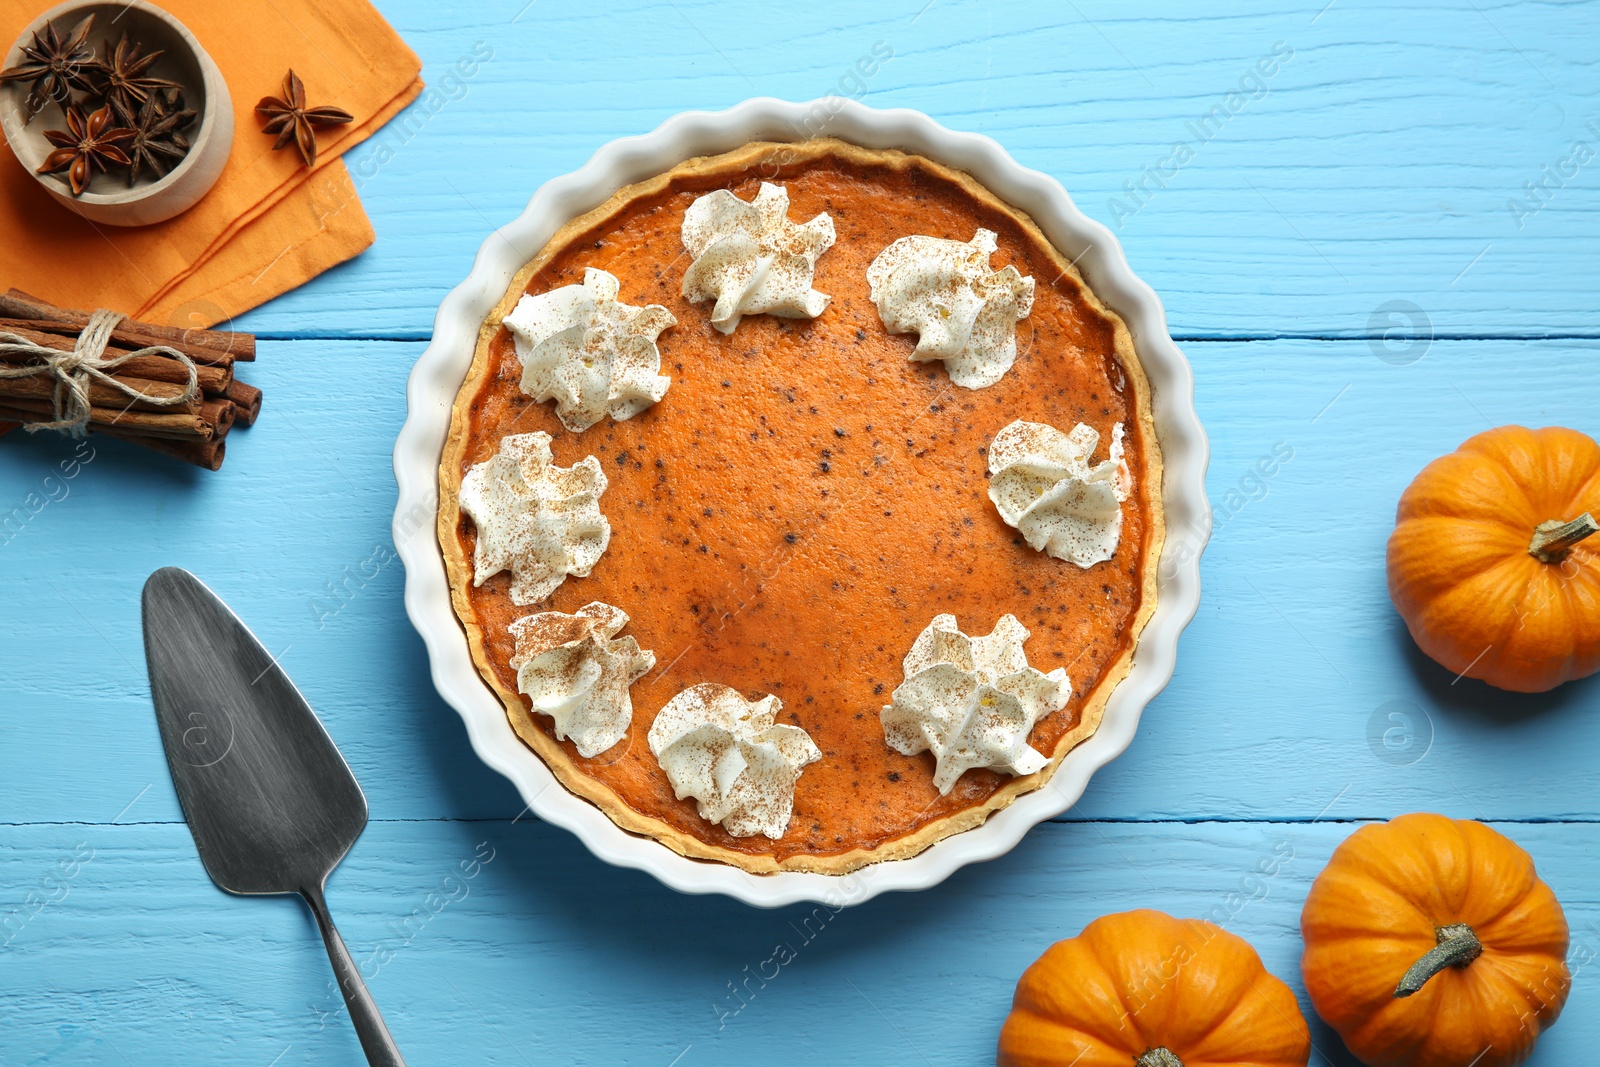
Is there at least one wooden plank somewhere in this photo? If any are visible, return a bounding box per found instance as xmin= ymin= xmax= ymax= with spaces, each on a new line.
xmin=0 ymin=819 xmax=1594 ymax=1065
xmin=232 ymin=0 xmax=1600 ymax=339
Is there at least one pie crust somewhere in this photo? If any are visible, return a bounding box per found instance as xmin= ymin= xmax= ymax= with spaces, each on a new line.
xmin=438 ymin=139 xmax=1163 ymax=874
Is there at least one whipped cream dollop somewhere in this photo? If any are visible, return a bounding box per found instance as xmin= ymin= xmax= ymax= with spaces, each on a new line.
xmin=881 ymin=614 xmax=1070 ymax=795
xmin=647 ymin=682 xmax=822 ymax=839
xmin=503 ymin=267 xmax=676 ymax=432
xmin=508 ymin=601 xmax=655 ymax=758
xmin=987 ymin=419 xmax=1130 ymax=568
xmin=458 ymin=431 xmax=610 ymax=605
xmin=680 ymin=182 xmax=836 ymax=334
xmin=865 ymin=228 xmax=1035 ymax=389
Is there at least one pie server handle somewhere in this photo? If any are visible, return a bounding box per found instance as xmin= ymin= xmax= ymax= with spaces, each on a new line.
xmin=303 ymin=883 xmax=407 ymax=1066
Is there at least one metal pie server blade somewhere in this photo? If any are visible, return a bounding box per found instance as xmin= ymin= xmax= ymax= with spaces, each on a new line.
xmin=141 ymin=566 xmax=404 ymax=1066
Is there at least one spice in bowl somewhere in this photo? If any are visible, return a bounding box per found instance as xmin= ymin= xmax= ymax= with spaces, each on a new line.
xmin=1 ymin=14 xmax=197 ymax=196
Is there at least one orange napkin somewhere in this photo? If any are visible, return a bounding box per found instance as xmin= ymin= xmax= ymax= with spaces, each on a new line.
xmin=0 ymin=0 xmax=423 ymax=328
xmin=144 ymin=162 xmax=376 ymax=329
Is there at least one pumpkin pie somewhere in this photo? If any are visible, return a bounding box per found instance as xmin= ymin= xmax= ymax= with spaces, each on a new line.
xmin=438 ymin=139 xmax=1163 ymax=874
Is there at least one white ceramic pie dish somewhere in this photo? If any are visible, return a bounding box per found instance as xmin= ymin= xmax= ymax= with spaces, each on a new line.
xmin=393 ymin=97 xmax=1210 ymax=908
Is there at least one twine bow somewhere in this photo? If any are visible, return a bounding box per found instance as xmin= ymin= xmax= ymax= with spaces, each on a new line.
xmin=0 ymin=309 xmax=200 ymax=438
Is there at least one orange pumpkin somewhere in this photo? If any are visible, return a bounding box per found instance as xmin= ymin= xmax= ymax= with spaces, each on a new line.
xmin=1387 ymin=425 xmax=1600 ymax=692
xmin=1301 ymin=813 xmax=1570 ymax=1067
xmin=998 ymin=909 xmax=1309 ymax=1067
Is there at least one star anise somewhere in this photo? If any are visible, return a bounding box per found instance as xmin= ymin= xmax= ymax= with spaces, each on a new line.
xmin=91 ymin=30 xmax=181 ymax=117
xmin=37 ymin=103 xmax=133 ymax=196
xmin=255 ymin=70 xmax=353 ymax=168
xmin=112 ymin=92 xmax=195 ymax=184
xmin=0 ymin=15 xmax=98 ymax=120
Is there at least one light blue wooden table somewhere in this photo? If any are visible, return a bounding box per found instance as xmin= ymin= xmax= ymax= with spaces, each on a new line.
xmin=4 ymin=1 xmax=1599 ymax=1063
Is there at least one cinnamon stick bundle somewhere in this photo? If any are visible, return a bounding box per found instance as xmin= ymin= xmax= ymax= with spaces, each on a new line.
xmin=0 ymin=292 xmax=262 ymax=469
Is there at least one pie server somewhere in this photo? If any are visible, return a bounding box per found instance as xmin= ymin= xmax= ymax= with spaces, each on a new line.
xmin=141 ymin=567 xmax=405 ymax=1066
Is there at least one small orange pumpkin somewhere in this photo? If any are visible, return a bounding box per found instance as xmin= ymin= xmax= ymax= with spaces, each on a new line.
xmin=1301 ymin=813 xmax=1570 ymax=1067
xmin=1387 ymin=425 xmax=1600 ymax=692
xmin=998 ymin=909 xmax=1309 ymax=1067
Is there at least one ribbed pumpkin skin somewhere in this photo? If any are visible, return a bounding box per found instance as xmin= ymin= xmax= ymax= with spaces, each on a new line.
xmin=998 ymin=909 xmax=1309 ymax=1067
xmin=1387 ymin=425 xmax=1600 ymax=692
xmin=1301 ymin=814 xmax=1570 ymax=1067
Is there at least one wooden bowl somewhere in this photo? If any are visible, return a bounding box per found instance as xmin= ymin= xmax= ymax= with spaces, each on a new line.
xmin=0 ymin=0 xmax=233 ymax=226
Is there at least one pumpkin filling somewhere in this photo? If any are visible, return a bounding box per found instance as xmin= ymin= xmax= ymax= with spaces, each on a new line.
xmin=443 ymin=142 xmax=1162 ymax=869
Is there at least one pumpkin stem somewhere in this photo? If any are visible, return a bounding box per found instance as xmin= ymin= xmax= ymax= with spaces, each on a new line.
xmin=1135 ymin=1050 xmax=1184 ymax=1067
xmin=1529 ymin=513 xmax=1599 ymax=563
xmin=1394 ymin=923 xmax=1483 ymax=998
